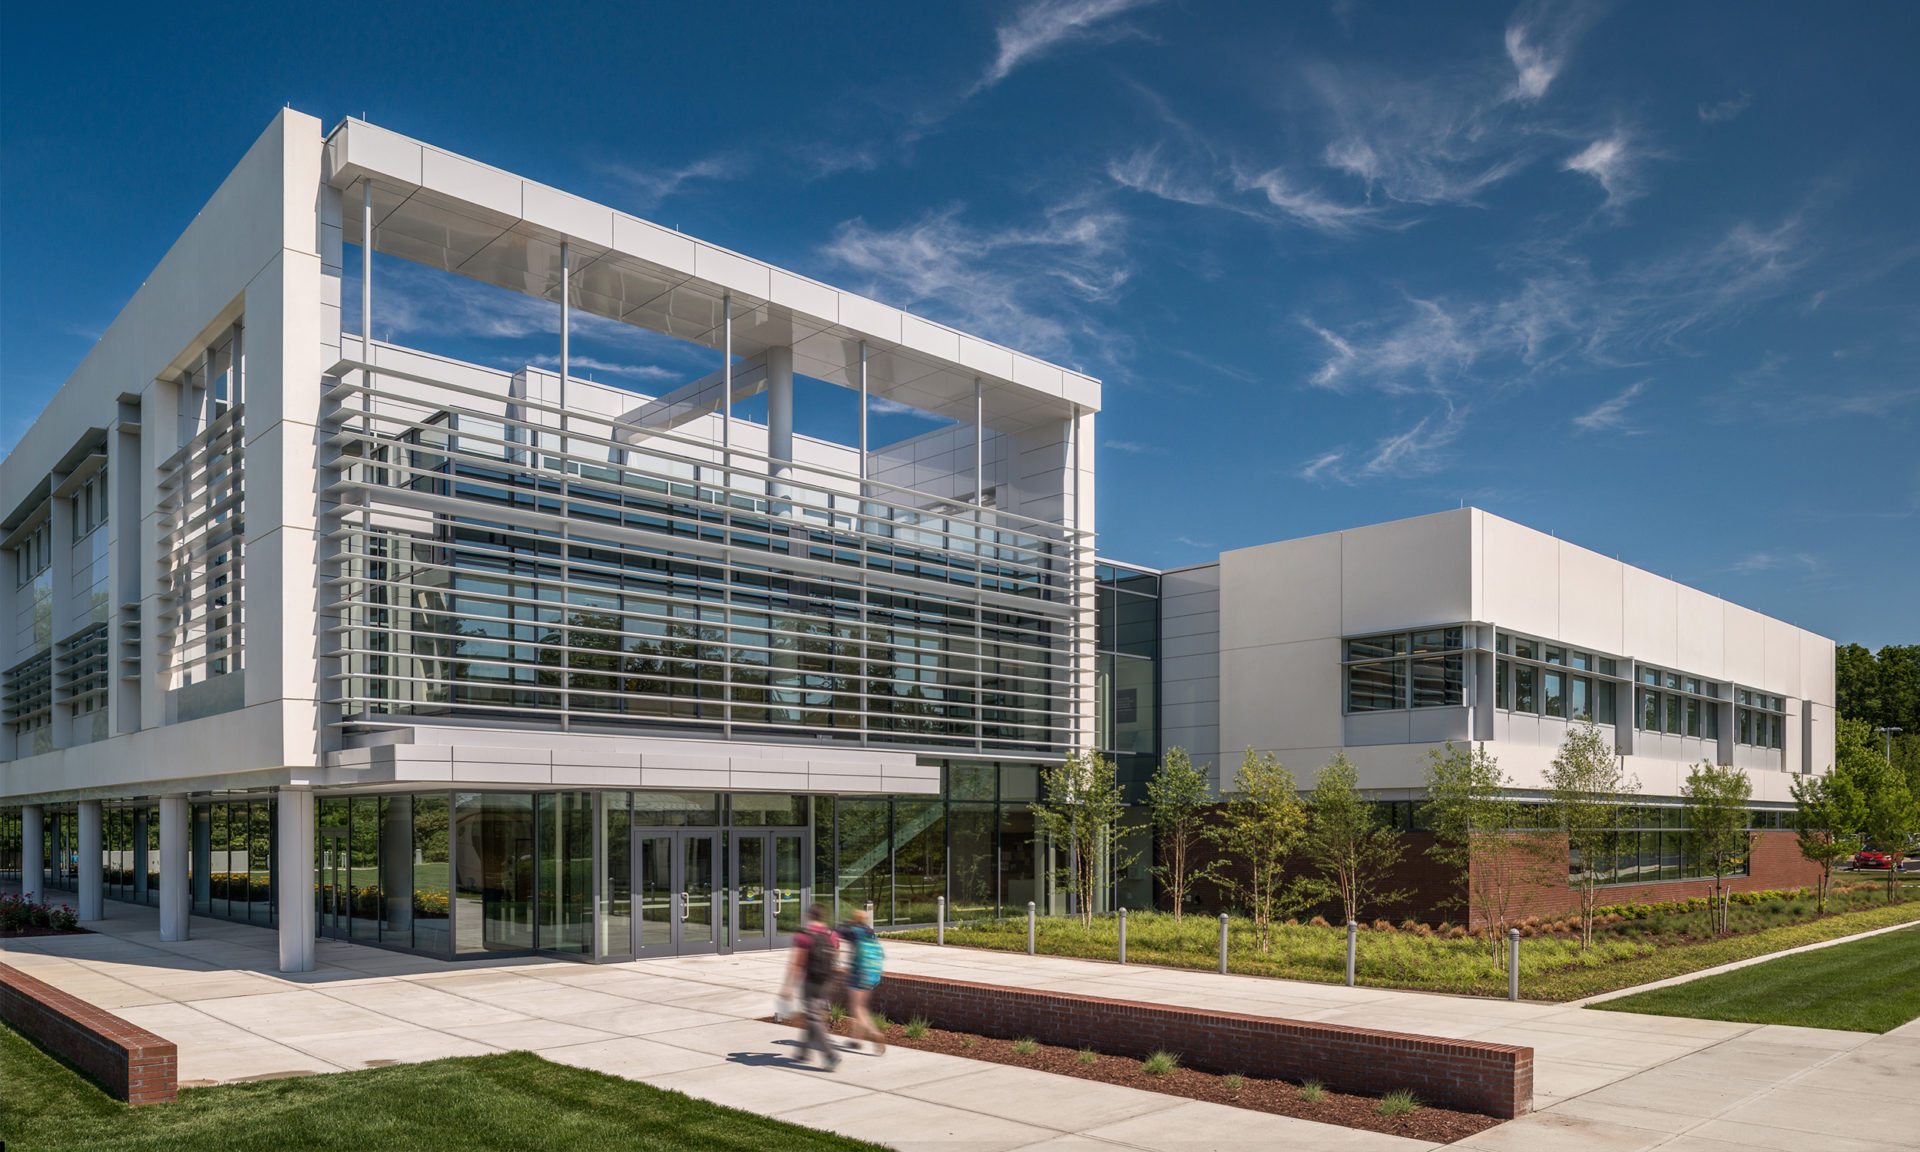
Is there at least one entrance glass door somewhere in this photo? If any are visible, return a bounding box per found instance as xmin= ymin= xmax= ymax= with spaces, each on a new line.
xmin=733 ymin=834 xmax=769 ymax=951
xmin=730 ymin=830 xmax=808 ymax=951
xmin=773 ymin=833 xmax=804 ymax=938
xmin=633 ymin=830 xmax=720 ymax=957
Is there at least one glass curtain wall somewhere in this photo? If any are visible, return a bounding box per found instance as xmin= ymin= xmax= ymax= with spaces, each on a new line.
xmin=811 ymin=762 xmax=1042 ymax=926
xmin=187 ymin=799 xmax=276 ymax=925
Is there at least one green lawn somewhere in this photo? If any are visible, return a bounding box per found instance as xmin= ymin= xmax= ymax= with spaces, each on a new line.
xmin=0 ymin=1024 xmax=878 ymax=1152
xmin=890 ymin=893 xmax=1920 ymax=1001
xmin=1593 ymin=925 xmax=1920 ymax=1032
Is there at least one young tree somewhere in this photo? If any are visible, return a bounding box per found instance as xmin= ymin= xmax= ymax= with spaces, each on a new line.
xmin=1544 ymin=720 xmax=1640 ymax=948
xmin=1862 ymin=766 xmax=1917 ymax=905
xmin=1682 ymin=761 xmax=1755 ymax=934
xmin=1207 ymin=748 xmax=1311 ymax=952
xmin=1421 ymin=741 xmax=1554 ymax=965
xmin=1790 ymin=771 xmax=1865 ymax=913
xmin=1031 ymin=751 xmax=1133 ymax=928
xmin=1144 ymin=747 xmax=1218 ymax=921
xmin=1301 ymin=753 xmax=1408 ymax=926
xmin=1835 ymin=715 xmax=1917 ymax=905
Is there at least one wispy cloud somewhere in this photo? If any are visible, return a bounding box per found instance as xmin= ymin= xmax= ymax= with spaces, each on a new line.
xmin=1572 ymin=378 xmax=1651 ymax=433
xmin=529 ymin=354 xmax=680 ymax=383
xmin=1503 ymin=1 xmax=1597 ymax=103
xmin=822 ymin=199 xmax=1129 ymax=359
xmin=600 ymin=152 xmax=752 ymax=210
xmin=1296 ymin=449 xmax=1347 ymax=481
xmin=1300 ymin=301 xmax=1478 ymax=396
xmin=974 ymin=0 xmax=1159 ymax=94
xmin=1563 ymin=132 xmax=1644 ymax=207
xmin=1298 ymin=404 xmax=1468 ymax=483
xmin=1107 ymin=144 xmax=1377 ymax=235
xmin=1103 ymin=438 xmax=1164 ymax=454
xmin=1728 ymin=551 xmax=1823 ymax=577
xmin=1698 ymin=92 xmax=1753 ymax=123
xmin=1296 ymin=211 xmax=1810 ymax=404
xmin=868 ymin=396 xmax=946 ymax=419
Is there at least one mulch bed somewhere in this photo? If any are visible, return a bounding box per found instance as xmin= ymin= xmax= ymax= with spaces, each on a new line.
xmin=764 ymin=1015 xmax=1500 ymax=1143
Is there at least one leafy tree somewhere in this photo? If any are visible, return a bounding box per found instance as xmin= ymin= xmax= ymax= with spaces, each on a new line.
xmin=1207 ymin=748 xmax=1312 ymax=952
xmin=1544 ymin=720 xmax=1639 ymax=948
xmin=1301 ymin=753 xmax=1408 ymax=926
xmin=1862 ymin=765 xmax=1918 ymax=905
xmin=1144 ymin=747 xmax=1218 ymax=920
xmin=1791 ymin=771 xmax=1865 ymax=913
xmin=1421 ymin=741 xmax=1554 ymax=965
xmin=1031 ymin=751 xmax=1133 ymax=928
xmin=1682 ymin=761 xmax=1755 ymax=934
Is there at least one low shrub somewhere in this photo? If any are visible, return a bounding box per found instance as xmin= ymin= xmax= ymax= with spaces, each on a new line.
xmin=1076 ymin=1046 xmax=1098 ymax=1065
xmin=1371 ymin=919 xmax=1393 ymax=933
xmin=1013 ymin=1037 xmax=1038 ymax=1056
xmin=1141 ymin=1050 xmax=1180 ymax=1076
xmin=1309 ymin=915 xmax=1331 ymax=928
xmin=903 ymin=1016 xmax=927 ymax=1039
xmin=1298 ymin=1079 xmax=1325 ymax=1103
xmin=1376 ymin=1089 xmax=1420 ymax=1117
xmin=1223 ymin=1073 xmax=1244 ymax=1091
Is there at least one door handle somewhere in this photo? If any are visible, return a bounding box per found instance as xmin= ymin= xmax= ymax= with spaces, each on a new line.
xmin=680 ymin=891 xmax=689 ymax=922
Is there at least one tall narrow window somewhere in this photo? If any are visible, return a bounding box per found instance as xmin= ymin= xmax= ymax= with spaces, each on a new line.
xmin=1543 ymin=670 xmax=1567 ymax=718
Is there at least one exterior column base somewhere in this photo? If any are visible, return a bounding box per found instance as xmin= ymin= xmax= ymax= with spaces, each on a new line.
xmin=276 ymin=788 xmax=316 ymax=973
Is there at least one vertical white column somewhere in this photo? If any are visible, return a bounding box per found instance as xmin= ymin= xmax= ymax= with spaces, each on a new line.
xmin=974 ymin=377 xmax=985 ymax=506
xmin=77 ymin=801 xmax=103 ymax=921
xmin=20 ymin=805 xmax=43 ymax=902
xmin=277 ymin=788 xmax=316 ymax=972
xmin=721 ymin=295 xmax=732 ymax=478
xmin=857 ymin=341 xmax=868 ymax=482
xmin=157 ymin=796 xmax=189 ymax=941
xmin=360 ymin=181 xmax=373 ymax=355
xmin=766 ymin=345 xmax=795 ymax=490
xmin=720 ymin=295 xmax=734 ymax=737
xmin=559 ymin=241 xmax=571 ymax=454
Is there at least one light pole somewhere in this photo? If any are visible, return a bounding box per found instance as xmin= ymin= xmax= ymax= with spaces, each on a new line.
xmin=1877 ymin=726 xmax=1903 ymax=767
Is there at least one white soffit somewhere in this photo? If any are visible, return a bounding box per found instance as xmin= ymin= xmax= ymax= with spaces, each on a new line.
xmin=324 ymin=119 xmax=1101 ymax=433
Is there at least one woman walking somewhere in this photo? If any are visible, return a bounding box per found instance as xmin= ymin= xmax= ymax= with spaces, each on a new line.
xmin=841 ymin=908 xmax=887 ymax=1054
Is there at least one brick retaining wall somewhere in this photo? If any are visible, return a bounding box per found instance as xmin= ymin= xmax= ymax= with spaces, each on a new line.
xmin=0 ymin=961 xmax=177 ymax=1104
xmin=869 ymin=972 xmax=1531 ymax=1118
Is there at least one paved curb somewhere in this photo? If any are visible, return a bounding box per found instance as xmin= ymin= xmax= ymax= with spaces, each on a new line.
xmin=1568 ymin=918 xmax=1920 ymax=1007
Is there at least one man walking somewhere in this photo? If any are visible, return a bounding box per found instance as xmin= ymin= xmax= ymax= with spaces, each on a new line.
xmin=783 ymin=902 xmax=842 ymax=1070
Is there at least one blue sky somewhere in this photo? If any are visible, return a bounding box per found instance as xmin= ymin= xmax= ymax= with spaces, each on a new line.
xmin=3 ymin=2 xmax=1916 ymax=646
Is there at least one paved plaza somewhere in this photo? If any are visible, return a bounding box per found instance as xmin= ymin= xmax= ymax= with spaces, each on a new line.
xmin=3 ymin=901 xmax=1916 ymax=1151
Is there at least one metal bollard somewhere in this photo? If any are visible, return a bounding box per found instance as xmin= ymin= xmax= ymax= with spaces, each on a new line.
xmin=1346 ymin=920 xmax=1358 ymax=987
xmin=1118 ymin=907 xmax=1128 ymax=965
xmin=1028 ymin=901 xmax=1037 ymax=955
xmin=936 ymin=896 xmax=946 ymax=945
xmin=1218 ymin=913 xmax=1229 ymax=974
xmin=1508 ymin=928 xmax=1521 ymax=1002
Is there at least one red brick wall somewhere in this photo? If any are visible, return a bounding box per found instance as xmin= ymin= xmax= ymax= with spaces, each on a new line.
xmin=1476 ymin=830 xmax=1823 ymax=925
xmin=0 ymin=962 xmax=177 ymax=1105
xmin=1183 ymin=830 xmax=1467 ymax=924
xmin=870 ymin=972 xmax=1532 ymax=1118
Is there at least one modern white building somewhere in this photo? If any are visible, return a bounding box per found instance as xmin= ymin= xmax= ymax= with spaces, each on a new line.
xmin=1 ymin=110 xmax=1098 ymax=970
xmin=1155 ymin=508 xmax=1835 ymax=911
xmin=1 ymin=111 xmax=1840 ymax=954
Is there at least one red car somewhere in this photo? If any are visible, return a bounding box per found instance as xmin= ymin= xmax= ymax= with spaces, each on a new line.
xmin=1854 ymin=850 xmax=1894 ymax=869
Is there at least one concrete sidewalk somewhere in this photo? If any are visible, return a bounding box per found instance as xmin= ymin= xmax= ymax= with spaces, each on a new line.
xmin=4 ymin=901 xmax=1916 ymax=1151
